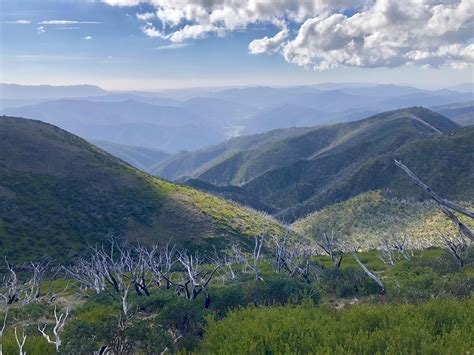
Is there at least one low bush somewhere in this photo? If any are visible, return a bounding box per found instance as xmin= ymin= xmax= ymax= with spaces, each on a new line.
xmin=210 ymin=275 xmax=319 ymax=316
xmin=200 ymin=296 xmax=474 ymax=354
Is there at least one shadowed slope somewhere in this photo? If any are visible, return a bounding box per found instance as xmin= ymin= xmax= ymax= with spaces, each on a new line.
xmin=0 ymin=116 xmax=285 ymax=262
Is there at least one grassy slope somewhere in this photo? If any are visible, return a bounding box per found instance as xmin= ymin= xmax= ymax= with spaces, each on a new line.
xmin=292 ymin=190 xmax=474 ymax=249
xmin=0 ymin=116 xmax=285 ymax=262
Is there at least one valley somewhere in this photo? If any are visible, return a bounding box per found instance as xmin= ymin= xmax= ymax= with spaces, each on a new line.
xmin=2 ymin=1 xmax=473 ymax=351
xmin=0 ymin=83 xmax=472 ymax=355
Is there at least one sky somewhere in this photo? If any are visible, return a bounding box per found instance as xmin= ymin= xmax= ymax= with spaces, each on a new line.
xmin=0 ymin=0 xmax=473 ymax=91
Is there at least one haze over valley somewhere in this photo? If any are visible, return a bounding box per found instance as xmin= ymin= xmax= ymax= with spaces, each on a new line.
xmin=1 ymin=0 xmax=473 ymax=353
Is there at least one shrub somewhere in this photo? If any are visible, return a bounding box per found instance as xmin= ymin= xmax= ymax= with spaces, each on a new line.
xmin=318 ymin=267 xmax=380 ymax=298
xmin=200 ymin=296 xmax=474 ymax=354
xmin=210 ymin=275 xmax=319 ymax=316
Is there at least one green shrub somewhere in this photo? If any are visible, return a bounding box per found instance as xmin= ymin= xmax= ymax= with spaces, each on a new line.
xmin=200 ymin=296 xmax=474 ymax=354
xmin=2 ymin=329 xmax=55 ymax=355
xmin=318 ymin=267 xmax=380 ymax=298
xmin=210 ymin=275 xmax=319 ymax=316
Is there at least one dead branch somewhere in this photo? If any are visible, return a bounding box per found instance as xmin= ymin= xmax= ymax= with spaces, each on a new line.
xmin=394 ymin=159 xmax=473 ymax=241
xmin=394 ymin=159 xmax=474 ymax=219
xmin=351 ymin=252 xmax=386 ymax=294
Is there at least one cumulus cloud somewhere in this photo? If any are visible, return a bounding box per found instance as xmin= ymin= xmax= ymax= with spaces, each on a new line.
xmin=249 ymin=28 xmax=289 ymax=54
xmin=141 ymin=22 xmax=168 ymax=39
xmin=101 ymin=0 xmax=474 ymax=70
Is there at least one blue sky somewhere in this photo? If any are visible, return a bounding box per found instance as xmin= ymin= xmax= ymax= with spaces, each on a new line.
xmin=1 ymin=0 xmax=473 ymax=91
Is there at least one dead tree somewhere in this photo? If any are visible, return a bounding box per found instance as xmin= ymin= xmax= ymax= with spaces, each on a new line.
xmin=394 ymin=159 xmax=474 ymax=241
xmin=378 ymin=235 xmax=414 ymax=266
xmin=248 ymin=236 xmax=264 ymax=281
xmin=351 ymin=251 xmax=386 ymax=294
xmin=14 ymin=327 xmax=27 ymax=355
xmin=211 ymin=247 xmax=236 ymax=284
xmin=148 ymin=243 xmax=176 ymax=290
xmin=0 ymin=295 xmax=7 ymax=355
xmin=4 ymin=258 xmax=19 ymax=304
xmin=271 ymin=235 xmax=316 ymax=283
xmin=66 ymin=242 xmax=136 ymax=352
xmin=128 ymin=245 xmax=154 ymax=297
xmin=38 ymin=306 xmax=69 ymax=352
xmin=63 ymin=255 xmax=105 ymax=294
xmin=315 ymin=231 xmax=344 ymax=267
xmin=220 ymin=251 xmax=237 ymax=283
xmin=439 ymin=234 xmax=469 ymax=267
xmin=23 ymin=261 xmax=49 ymax=304
xmin=175 ymin=250 xmax=220 ymax=305
xmin=95 ymin=244 xmax=135 ymax=353
xmin=230 ymin=245 xmax=248 ymax=272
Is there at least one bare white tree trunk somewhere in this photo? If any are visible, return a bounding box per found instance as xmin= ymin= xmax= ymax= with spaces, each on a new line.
xmin=315 ymin=231 xmax=344 ymax=267
xmin=4 ymin=258 xmax=19 ymax=305
xmin=38 ymin=306 xmax=69 ymax=351
xmin=14 ymin=327 xmax=27 ymax=355
xmin=250 ymin=236 xmax=264 ymax=281
xmin=394 ymin=159 xmax=474 ymax=240
xmin=351 ymin=252 xmax=386 ymax=294
xmin=0 ymin=302 xmax=8 ymax=355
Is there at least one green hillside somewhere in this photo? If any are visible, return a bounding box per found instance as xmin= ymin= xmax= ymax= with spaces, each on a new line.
xmin=153 ymin=126 xmax=312 ymax=181
xmin=269 ymin=123 xmax=474 ymax=221
xmin=195 ymin=107 xmax=457 ymax=188
xmin=0 ymin=116 xmax=285 ymax=262
xmin=292 ymin=190 xmax=474 ymax=248
xmin=179 ymin=107 xmax=467 ymax=222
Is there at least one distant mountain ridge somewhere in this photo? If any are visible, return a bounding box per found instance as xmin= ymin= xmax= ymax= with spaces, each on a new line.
xmin=431 ymin=101 xmax=474 ymax=126
xmin=2 ymin=83 xmax=472 ymax=153
xmin=2 ymin=99 xmax=223 ymax=152
xmin=0 ymin=83 xmax=107 ymax=99
xmin=160 ymin=107 xmax=471 ymax=223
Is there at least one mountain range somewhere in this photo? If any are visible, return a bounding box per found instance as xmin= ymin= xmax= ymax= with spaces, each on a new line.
xmin=0 ymin=116 xmax=285 ymax=262
xmin=1 ymin=83 xmax=472 ymax=154
xmin=157 ymin=107 xmax=473 ymax=223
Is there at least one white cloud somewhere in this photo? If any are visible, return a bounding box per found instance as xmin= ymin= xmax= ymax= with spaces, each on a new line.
xmin=153 ymin=42 xmax=191 ymax=50
xmin=136 ymin=12 xmax=155 ymax=21
xmin=249 ymin=28 xmax=289 ymax=54
xmin=39 ymin=20 xmax=100 ymax=25
xmin=84 ymin=36 xmax=92 ymax=40
xmin=141 ymin=22 xmax=168 ymax=39
xmin=3 ymin=20 xmax=31 ymax=24
xmin=282 ymin=0 xmax=474 ymax=70
xmin=101 ymin=0 xmax=474 ymax=70
xmin=37 ymin=26 xmax=45 ymax=34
